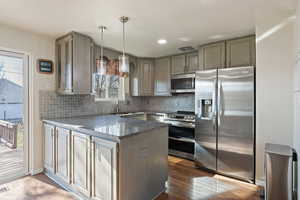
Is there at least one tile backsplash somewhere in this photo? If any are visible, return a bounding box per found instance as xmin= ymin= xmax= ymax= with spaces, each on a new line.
xmin=39 ymin=91 xmax=195 ymax=119
xmin=143 ymin=94 xmax=195 ymax=113
xmin=39 ymin=91 xmax=144 ymax=119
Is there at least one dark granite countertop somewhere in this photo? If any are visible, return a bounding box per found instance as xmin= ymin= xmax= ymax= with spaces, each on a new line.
xmin=43 ymin=114 xmax=168 ymax=142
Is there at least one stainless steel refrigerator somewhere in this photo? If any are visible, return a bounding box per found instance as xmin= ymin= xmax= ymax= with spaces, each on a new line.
xmin=195 ymin=66 xmax=255 ymax=183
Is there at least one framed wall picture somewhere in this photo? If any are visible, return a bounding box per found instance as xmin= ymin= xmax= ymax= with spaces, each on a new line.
xmin=37 ymin=59 xmax=53 ymax=74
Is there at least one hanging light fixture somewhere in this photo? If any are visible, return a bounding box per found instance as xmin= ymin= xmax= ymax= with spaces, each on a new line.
xmin=119 ymin=16 xmax=129 ymax=77
xmin=97 ymin=26 xmax=107 ymax=75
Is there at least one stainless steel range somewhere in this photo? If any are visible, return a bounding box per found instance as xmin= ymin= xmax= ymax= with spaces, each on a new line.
xmin=164 ymin=111 xmax=195 ymax=160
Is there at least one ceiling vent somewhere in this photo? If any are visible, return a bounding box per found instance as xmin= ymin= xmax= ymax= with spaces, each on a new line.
xmin=178 ymin=46 xmax=195 ymax=52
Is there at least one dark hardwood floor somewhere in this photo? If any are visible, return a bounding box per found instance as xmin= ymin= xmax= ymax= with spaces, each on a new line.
xmin=0 ymin=156 xmax=260 ymax=200
xmin=157 ymin=156 xmax=260 ymax=200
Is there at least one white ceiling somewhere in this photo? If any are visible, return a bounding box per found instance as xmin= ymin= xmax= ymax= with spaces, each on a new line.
xmin=0 ymin=0 xmax=297 ymax=57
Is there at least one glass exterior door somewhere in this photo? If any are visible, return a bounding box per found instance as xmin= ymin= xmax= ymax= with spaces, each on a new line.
xmin=0 ymin=50 xmax=29 ymax=181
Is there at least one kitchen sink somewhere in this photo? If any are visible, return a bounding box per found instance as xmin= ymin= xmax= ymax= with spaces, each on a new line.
xmin=119 ymin=112 xmax=167 ymax=123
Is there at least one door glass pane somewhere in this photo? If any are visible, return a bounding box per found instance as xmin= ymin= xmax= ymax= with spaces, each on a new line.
xmin=0 ymin=53 xmax=25 ymax=178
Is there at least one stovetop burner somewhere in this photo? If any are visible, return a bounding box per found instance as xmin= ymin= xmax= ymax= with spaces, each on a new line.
xmin=176 ymin=111 xmax=195 ymax=115
xmin=167 ymin=111 xmax=195 ymax=122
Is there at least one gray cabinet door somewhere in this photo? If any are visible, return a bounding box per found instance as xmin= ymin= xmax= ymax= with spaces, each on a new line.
xmin=226 ymin=36 xmax=256 ymax=67
xmin=130 ymin=57 xmax=140 ymax=96
xmin=186 ymin=52 xmax=199 ymax=73
xmin=171 ymin=54 xmax=186 ymax=75
xmin=72 ymin=33 xmax=93 ymax=94
xmin=139 ymin=59 xmax=154 ymax=96
xmin=91 ymin=137 xmax=118 ymax=200
xmin=154 ymin=57 xmax=171 ymax=96
xmin=199 ymin=41 xmax=226 ymax=70
xmin=71 ymin=131 xmax=91 ymax=197
xmin=55 ymin=127 xmax=71 ymax=183
xmin=44 ymin=124 xmax=55 ymax=173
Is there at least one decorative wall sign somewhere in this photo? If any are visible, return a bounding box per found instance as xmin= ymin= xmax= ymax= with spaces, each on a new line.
xmin=37 ymin=59 xmax=53 ymax=74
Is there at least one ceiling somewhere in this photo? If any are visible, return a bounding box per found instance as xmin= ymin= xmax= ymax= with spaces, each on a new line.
xmin=0 ymin=0 xmax=297 ymax=57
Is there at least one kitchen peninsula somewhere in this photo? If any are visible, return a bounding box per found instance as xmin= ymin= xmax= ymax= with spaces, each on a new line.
xmin=43 ymin=114 xmax=168 ymax=200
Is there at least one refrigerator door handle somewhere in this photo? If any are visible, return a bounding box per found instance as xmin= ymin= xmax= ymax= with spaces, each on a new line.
xmin=217 ymin=80 xmax=222 ymax=126
xmin=212 ymin=79 xmax=217 ymax=130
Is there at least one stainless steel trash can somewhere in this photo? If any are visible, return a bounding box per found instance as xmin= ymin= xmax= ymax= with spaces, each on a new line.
xmin=265 ymin=143 xmax=297 ymax=200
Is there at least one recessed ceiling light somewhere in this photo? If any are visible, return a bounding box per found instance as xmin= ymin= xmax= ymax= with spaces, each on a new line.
xmin=157 ymin=39 xmax=167 ymax=44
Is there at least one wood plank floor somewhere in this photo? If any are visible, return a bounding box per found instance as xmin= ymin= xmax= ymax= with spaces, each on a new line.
xmin=0 ymin=143 xmax=24 ymax=178
xmin=157 ymin=156 xmax=261 ymax=200
xmin=0 ymin=156 xmax=261 ymax=200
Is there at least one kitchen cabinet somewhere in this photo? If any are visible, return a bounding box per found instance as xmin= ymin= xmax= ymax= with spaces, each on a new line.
xmin=56 ymin=31 xmax=94 ymax=95
xmin=55 ymin=127 xmax=71 ymax=183
xmin=119 ymin=126 xmax=168 ymax=200
xmin=130 ymin=57 xmax=140 ymax=96
xmin=91 ymin=137 xmax=118 ymax=200
xmin=199 ymin=41 xmax=226 ymax=70
xmin=171 ymin=52 xmax=199 ymax=75
xmin=171 ymin=54 xmax=186 ymax=75
xmin=131 ymin=58 xmax=154 ymax=96
xmin=43 ymin=120 xmax=168 ymax=200
xmin=186 ymin=52 xmax=199 ymax=73
xmin=71 ymin=131 xmax=91 ymax=197
xmin=154 ymin=57 xmax=171 ymax=96
xmin=44 ymin=124 xmax=55 ymax=173
xmin=140 ymin=59 xmax=154 ymax=96
xmin=226 ymin=36 xmax=256 ymax=67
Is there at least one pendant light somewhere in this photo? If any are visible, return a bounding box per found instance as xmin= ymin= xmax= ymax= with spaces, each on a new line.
xmin=97 ymin=26 xmax=107 ymax=75
xmin=119 ymin=16 xmax=129 ymax=77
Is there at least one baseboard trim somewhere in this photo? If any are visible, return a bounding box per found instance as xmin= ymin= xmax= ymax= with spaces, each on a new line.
xmin=30 ymin=168 xmax=44 ymax=175
xmin=255 ymin=179 xmax=265 ymax=187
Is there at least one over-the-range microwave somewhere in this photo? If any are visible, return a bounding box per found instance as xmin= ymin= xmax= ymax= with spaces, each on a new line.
xmin=171 ymin=73 xmax=195 ymax=93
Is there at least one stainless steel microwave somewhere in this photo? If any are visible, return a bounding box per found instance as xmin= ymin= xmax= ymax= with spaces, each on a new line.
xmin=171 ymin=73 xmax=195 ymax=93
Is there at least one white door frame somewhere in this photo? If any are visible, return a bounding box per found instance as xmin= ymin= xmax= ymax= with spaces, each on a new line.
xmin=0 ymin=49 xmax=30 ymax=183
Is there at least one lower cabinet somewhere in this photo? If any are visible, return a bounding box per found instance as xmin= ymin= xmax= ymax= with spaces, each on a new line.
xmin=44 ymin=124 xmax=118 ymax=200
xmin=91 ymin=137 xmax=118 ymax=200
xmin=71 ymin=131 xmax=91 ymax=197
xmin=44 ymin=124 xmax=55 ymax=173
xmin=56 ymin=127 xmax=71 ymax=183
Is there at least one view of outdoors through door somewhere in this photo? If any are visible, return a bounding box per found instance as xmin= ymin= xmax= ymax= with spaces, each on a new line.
xmin=0 ymin=51 xmax=27 ymax=179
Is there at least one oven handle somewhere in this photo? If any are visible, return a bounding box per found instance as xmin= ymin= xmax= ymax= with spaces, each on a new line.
xmin=165 ymin=121 xmax=195 ymax=129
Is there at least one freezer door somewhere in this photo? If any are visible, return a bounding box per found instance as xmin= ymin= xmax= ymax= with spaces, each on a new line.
xmin=195 ymin=69 xmax=217 ymax=171
xmin=217 ymin=66 xmax=255 ymax=182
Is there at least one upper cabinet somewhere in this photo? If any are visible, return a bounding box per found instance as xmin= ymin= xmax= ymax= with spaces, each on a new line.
xmin=131 ymin=58 xmax=154 ymax=96
xmin=186 ymin=52 xmax=199 ymax=73
xmin=226 ymin=36 xmax=256 ymax=67
xmin=154 ymin=57 xmax=171 ymax=96
xmin=56 ymin=32 xmax=94 ymax=95
xmin=171 ymin=52 xmax=199 ymax=75
xmin=130 ymin=57 xmax=140 ymax=96
xmin=139 ymin=59 xmax=154 ymax=96
xmin=198 ymin=35 xmax=255 ymax=70
xmin=199 ymin=41 xmax=226 ymax=70
xmin=171 ymin=54 xmax=186 ymax=75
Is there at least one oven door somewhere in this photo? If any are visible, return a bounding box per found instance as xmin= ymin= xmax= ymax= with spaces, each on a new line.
xmin=168 ymin=125 xmax=195 ymax=160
